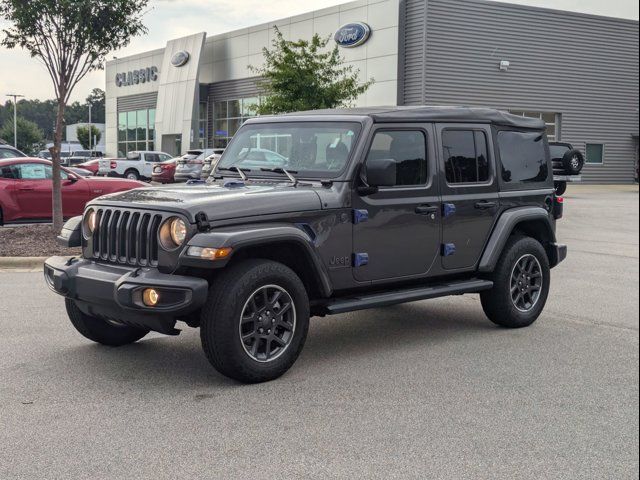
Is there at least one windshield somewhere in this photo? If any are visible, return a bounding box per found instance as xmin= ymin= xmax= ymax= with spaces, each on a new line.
xmin=217 ymin=122 xmax=362 ymax=178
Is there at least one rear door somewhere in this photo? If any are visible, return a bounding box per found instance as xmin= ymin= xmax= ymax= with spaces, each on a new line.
xmin=352 ymin=124 xmax=441 ymax=283
xmin=436 ymin=123 xmax=499 ymax=270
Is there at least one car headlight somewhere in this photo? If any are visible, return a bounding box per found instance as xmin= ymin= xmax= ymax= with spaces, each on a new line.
xmin=83 ymin=209 xmax=97 ymax=237
xmin=159 ymin=217 xmax=187 ymax=250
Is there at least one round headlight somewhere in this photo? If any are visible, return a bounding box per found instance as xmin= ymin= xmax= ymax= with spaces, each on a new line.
xmin=159 ymin=217 xmax=187 ymax=250
xmin=170 ymin=218 xmax=187 ymax=245
xmin=84 ymin=209 xmax=97 ymax=237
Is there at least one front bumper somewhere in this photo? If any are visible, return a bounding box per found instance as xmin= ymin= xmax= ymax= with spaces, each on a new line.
xmin=44 ymin=256 xmax=209 ymax=334
xmin=549 ymin=242 xmax=568 ymax=268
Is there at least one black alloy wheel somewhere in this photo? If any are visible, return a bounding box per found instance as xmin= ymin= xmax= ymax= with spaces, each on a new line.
xmin=509 ymin=254 xmax=543 ymax=313
xmin=239 ymin=285 xmax=296 ymax=363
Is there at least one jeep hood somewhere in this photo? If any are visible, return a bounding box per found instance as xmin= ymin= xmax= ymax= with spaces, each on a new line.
xmin=91 ymin=183 xmax=323 ymax=222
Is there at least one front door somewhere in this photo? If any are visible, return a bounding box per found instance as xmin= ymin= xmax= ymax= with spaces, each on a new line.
xmin=436 ymin=124 xmax=500 ymax=270
xmin=353 ymin=125 xmax=441 ymax=283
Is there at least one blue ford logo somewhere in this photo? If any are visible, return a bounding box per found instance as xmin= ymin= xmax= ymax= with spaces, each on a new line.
xmin=171 ymin=50 xmax=190 ymax=67
xmin=334 ymin=22 xmax=371 ymax=48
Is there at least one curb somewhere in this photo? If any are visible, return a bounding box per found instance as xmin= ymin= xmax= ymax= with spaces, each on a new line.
xmin=0 ymin=257 xmax=48 ymax=270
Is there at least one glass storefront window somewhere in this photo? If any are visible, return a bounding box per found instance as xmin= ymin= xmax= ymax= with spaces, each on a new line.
xmin=212 ymin=97 xmax=262 ymax=148
xmin=118 ymin=107 xmax=157 ymax=156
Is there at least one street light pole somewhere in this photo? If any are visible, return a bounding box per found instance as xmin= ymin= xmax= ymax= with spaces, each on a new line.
xmin=88 ymin=103 xmax=92 ymax=153
xmin=6 ymin=93 xmax=25 ymax=148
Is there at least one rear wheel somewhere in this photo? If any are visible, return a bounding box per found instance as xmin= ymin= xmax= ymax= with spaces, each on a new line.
xmin=65 ymin=299 xmax=149 ymax=346
xmin=481 ymin=236 xmax=550 ymax=328
xmin=0 ymin=205 xmax=4 ymax=225
xmin=200 ymin=259 xmax=310 ymax=383
xmin=124 ymin=169 xmax=140 ymax=180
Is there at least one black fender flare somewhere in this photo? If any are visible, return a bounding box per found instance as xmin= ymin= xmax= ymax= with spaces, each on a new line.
xmin=181 ymin=223 xmax=333 ymax=297
xmin=478 ymin=207 xmax=557 ymax=272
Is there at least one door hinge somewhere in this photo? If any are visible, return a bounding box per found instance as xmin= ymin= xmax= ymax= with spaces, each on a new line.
xmin=442 ymin=243 xmax=456 ymax=257
xmin=354 ymin=253 xmax=369 ymax=267
xmin=443 ymin=203 xmax=456 ymax=218
xmin=353 ymin=209 xmax=369 ymax=224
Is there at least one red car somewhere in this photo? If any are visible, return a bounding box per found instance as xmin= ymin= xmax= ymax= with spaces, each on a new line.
xmin=0 ymin=158 xmax=147 ymax=224
xmin=75 ymin=159 xmax=102 ymax=175
xmin=151 ymin=157 xmax=178 ymax=184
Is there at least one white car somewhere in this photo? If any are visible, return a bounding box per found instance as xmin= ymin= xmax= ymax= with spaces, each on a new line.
xmin=200 ymin=149 xmax=225 ymax=179
xmin=98 ymin=151 xmax=173 ymax=180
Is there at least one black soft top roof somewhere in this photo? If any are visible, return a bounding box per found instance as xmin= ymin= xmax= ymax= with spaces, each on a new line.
xmin=284 ymin=106 xmax=545 ymax=129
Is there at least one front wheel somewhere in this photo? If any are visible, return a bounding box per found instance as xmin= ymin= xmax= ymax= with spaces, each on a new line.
xmin=480 ymin=236 xmax=550 ymax=328
xmin=200 ymin=259 xmax=310 ymax=383
xmin=65 ymin=299 xmax=149 ymax=346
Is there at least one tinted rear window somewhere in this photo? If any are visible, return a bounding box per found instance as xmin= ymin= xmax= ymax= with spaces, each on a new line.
xmin=549 ymin=144 xmax=570 ymax=160
xmin=498 ymin=131 xmax=549 ymax=186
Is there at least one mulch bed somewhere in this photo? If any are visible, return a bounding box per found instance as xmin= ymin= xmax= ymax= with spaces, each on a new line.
xmin=0 ymin=224 xmax=81 ymax=257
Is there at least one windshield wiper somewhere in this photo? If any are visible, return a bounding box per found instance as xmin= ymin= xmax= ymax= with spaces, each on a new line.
xmin=260 ymin=167 xmax=298 ymax=185
xmin=218 ymin=166 xmax=250 ymax=181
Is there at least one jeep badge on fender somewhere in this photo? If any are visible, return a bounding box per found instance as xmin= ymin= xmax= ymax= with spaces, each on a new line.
xmin=44 ymin=106 xmax=567 ymax=384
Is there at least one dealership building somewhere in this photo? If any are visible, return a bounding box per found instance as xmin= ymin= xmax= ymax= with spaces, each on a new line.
xmin=105 ymin=0 xmax=639 ymax=183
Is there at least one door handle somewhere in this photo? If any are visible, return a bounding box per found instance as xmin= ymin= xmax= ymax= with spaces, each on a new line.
xmin=18 ymin=187 xmax=34 ymax=191
xmin=475 ymin=201 xmax=497 ymax=210
xmin=415 ymin=205 xmax=438 ymax=215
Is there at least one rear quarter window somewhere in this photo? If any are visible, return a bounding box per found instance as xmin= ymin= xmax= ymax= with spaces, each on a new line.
xmin=497 ymin=130 xmax=550 ymax=189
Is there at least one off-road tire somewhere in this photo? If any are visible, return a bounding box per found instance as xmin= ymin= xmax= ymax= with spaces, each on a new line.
xmin=554 ymin=181 xmax=567 ymax=196
xmin=200 ymin=259 xmax=310 ymax=383
xmin=480 ymin=236 xmax=550 ymax=328
xmin=0 ymin=205 xmax=4 ymax=226
xmin=65 ymin=299 xmax=149 ymax=346
xmin=561 ymin=149 xmax=584 ymax=175
xmin=124 ymin=169 xmax=140 ymax=180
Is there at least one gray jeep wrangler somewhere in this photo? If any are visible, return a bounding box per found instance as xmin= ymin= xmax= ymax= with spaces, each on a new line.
xmin=44 ymin=106 xmax=567 ymax=383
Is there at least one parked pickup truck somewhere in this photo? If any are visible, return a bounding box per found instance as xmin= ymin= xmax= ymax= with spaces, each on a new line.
xmin=98 ymin=151 xmax=173 ymax=180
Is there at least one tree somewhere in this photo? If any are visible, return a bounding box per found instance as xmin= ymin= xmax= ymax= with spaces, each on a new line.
xmin=251 ymin=28 xmax=374 ymax=115
xmin=76 ymin=125 xmax=101 ymax=150
xmin=1 ymin=0 xmax=149 ymax=231
xmin=0 ymin=116 xmax=44 ymax=155
xmin=86 ymin=88 xmax=106 ymax=123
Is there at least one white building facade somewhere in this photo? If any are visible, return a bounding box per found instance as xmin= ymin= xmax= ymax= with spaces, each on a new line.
xmin=105 ymin=0 xmax=639 ymax=183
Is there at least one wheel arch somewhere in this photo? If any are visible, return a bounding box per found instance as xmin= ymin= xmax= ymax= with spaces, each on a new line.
xmin=479 ymin=207 xmax=558 ymax=272
xmin=184 ymin=225 xmax=333 ymax=300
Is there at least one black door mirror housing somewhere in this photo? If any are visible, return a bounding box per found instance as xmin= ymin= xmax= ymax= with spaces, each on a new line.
xmin=362 ymin=158 xmax=396 ymax=191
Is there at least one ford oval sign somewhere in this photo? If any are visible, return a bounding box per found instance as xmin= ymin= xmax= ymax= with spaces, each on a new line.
xmin=171 ymin=50 xmax=190 ymax=67
xmin=334 ymin=22 xmax=371 ymax=48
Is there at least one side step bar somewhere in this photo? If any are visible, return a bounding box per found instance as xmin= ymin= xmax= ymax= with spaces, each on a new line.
xmin=313 ymin=279 xmax=493 ymax=316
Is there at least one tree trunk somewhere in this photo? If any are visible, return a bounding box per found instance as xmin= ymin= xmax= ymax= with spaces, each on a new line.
xmin=50 ymin=98 xmax=66 ymax=232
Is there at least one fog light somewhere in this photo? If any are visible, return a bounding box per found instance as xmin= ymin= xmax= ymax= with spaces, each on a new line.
xmin=142 ymin=288 xmax=160 ymax=307
xmin=186 ymin=246 xmax=232 ymax=260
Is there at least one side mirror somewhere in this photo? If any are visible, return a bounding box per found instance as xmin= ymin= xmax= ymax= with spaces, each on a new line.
xmin=359 ymin=158 xmax=396 ymax=195
xmin=64 ymin=173 xmax=79 ymax=184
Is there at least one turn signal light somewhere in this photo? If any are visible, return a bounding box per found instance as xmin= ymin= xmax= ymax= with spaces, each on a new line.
xmin=186 ymin=246 xmax=233 ymax=260
xmin=142 ymin=288 xmax=160 ymax=307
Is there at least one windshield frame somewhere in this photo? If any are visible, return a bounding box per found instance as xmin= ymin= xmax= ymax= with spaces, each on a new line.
xmin=214 ymin=120 xmax=364 ymax=180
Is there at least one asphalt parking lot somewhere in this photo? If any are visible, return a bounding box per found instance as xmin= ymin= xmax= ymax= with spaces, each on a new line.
xmin=1 ymin=185 xmax=638 ymax=479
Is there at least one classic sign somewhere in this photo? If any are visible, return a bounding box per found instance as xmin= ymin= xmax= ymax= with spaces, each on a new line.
xmin=115 ymin=66 xmax=158 ymax=87
xmin=171 ymin=51 xmax=190 ymax=67
xmin=334 ymin=22 xmax=371 ymax=48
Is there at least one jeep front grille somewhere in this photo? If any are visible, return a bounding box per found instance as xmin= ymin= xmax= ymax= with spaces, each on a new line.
xmin=89 ymin=208 xmax=164 ymax=267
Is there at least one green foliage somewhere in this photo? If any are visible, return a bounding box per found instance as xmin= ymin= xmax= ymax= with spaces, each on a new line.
xmin=0 ymin=116 xmax=44 ymax=155
xmin=250 ymin=28 xmax=374 ymax=115
xmin=0 ymin=88 xmax=106 ymax=142
xmin=76 ymin=125 xmax=102 ymax=150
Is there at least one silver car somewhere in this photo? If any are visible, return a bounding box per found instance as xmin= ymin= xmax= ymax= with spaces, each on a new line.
xmin=200 ymin=148 xmax=225 ymax=179
xmin=173 ymin=149 xmax=216 ymax=182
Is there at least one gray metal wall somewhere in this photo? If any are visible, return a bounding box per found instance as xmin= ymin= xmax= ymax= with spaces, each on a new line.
xmin=400 ymin=0 xmax=639 ymax=183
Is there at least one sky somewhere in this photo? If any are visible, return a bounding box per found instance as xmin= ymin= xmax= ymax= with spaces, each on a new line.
xmin=0 ymin=0 xmax=638 ymax=103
